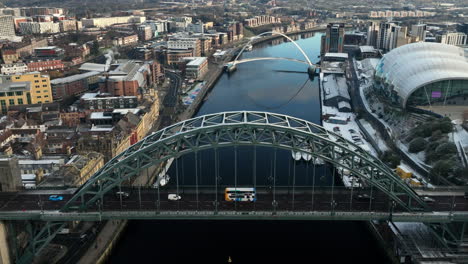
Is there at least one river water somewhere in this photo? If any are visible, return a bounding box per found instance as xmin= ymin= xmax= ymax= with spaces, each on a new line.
xmin=107 ymin=32 xmax=390 ymax=264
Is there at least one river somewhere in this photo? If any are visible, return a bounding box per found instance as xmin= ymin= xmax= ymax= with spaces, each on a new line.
xmin=107 ymin=32 xmax=390 ymax=264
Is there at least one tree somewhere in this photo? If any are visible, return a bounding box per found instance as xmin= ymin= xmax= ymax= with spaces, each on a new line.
xmin=408 ymin=137 xmax=426 ymax=153
xmin=91 ymin=40 xmax=100 ymax=56
xmin=381 ymin=151 xmax=401 ymax=168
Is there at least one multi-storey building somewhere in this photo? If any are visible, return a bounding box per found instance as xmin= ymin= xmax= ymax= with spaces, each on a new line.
xmin=182 ymin=57 xmax=208 ymax=80
xmin=411 ymin=24 xmax=427 ymax=42
xmin=0 ymin=15 xmax=15 ymax=38
xmin=112 ymin=34 xmax=138 ymax=46
xmin=137 ymin=25 xmax=152 ymax=41
xmin=59 ymin=20 xmax=82 ymax=32
xmin=0 ymin=72 xmax=53 ymax=113
xmin=19 ymin=21 xmax=60 ymax=34
xmin=440 ymin=32 xmax=467 ymax=46
xmin=51 ymin=71 xmax=101 ymax=100
xmin=321 ymin=23 xmax=345 ymax=55
xmin=27 ymin=59 xmax=65 ymax=72
xmin=0 ymin=63 xmax=28 ymax=75
xmin=167 ymin=36 xmax=201 ymax=56
xmin=81 ymin=93 xmax=138 ymax=110
xmin=81 ymin=16 xmax=146 ymax=28
xmin=366 ymin=21 xmax=380 ymax=47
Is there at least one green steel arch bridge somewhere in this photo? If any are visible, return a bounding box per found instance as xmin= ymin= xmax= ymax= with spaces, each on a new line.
xmin=5 ymin=111 xmax=468 ymax=263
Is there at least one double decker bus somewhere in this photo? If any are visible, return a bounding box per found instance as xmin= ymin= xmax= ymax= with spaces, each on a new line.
xmin=224 ymin=187 xmax=256 ymax=202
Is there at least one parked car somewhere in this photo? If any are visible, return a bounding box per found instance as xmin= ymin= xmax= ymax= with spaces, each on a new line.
xmin=48 ymin=195 xmax=63 ymax=201
xmin=349 ymin=129 xmax=356 ymax=134
xmin=333 ymin=126 xmax=340 ymax=132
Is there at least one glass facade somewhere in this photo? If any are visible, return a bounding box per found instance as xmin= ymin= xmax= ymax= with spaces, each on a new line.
xmin=407 ymin=79 xmax=468 ymax=106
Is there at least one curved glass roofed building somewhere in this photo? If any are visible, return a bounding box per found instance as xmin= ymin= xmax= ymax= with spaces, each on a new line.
xmin=374 ymin=42 xmax=468 ymax=108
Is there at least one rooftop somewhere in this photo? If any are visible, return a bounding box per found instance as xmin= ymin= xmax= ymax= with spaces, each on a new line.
xmin=51 ymin=71 xmax=100 ymax=85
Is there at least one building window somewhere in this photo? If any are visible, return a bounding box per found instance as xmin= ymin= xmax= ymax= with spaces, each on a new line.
xmin=42 ymin=85 xmax=47 ymax=87
xmin=15 ymin=77 xmax=20 ymax=80
xmin=35 ymin=85 xmax=40 ymax=88
xmin=34 ymin=75 xmax=38 ymax=77
xmin=34 ymin=80 xmax=39 ymax=83
xmin=42 ymin=80 xmax=47 ymax=82
xmin=9 ymin=99 xmax=14 ymax=105
xmin=37 ymin=96 xmax=42 ymax=98
xmin=37 ymin=90 xmax=41 ymax=93
xmin=43 ymin=90 xmax=48 ymax=93
xmin=7 ymin=92 xmax=13 ymax=96
xmin=18 ymin=98 xmax=23 ymax=104
xmin=0 ymin=93 xmax=4 ymax=97
xmin=15 ymin=91 xmax=23 ymax=96
xmin=44 ymin=95 xmax=49 ymax=98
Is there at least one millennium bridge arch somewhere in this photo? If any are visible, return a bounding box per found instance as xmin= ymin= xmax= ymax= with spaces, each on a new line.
xmin=62 ymin=111 xmax=428 ymax=212
xmin=225 ymin=32 xmax=320 ymax=75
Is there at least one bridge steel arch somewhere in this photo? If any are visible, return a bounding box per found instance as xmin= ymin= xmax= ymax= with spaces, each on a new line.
xmin=233 ymin=32 xmax=317 ymax=67
xmin=62 ymin=111 xmax=429 ymax=212
xmin=232 ymin=57 xmax=310 ymax=66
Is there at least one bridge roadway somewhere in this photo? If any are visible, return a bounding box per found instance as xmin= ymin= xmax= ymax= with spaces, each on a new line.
xmin=1 ymin=187 xmax=468 ymax=222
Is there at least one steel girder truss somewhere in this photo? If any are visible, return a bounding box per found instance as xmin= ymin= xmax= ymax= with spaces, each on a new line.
xmin=62 ymin=111 xmax=428 ymax=212
xmin=16 ymin=221 xmax=65 ymax=264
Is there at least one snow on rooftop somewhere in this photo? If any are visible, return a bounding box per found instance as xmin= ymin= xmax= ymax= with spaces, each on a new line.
xmin=90 ymin=112 xmax=112 ymax=119
xmin=51 ymin=71 xmax=100 ymax=84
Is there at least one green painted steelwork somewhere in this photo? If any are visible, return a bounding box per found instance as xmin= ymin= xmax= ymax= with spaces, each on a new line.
xmin=62 ymin=111 xmax=429 ymax=212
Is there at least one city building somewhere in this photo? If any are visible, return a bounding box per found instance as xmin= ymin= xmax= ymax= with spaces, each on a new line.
xmin=374 ymin=42 xmax=468 ymax=108
xmin=0 ymin=156 xmax=22 ymax=191
xmin=440 ymin=32 xmax=467 ymax=46
xmin=27 ymin=59 xmax=65 ymax=72
xmin=181 ymin=57 xmax=208 ymax=80
xmin=80 ymin=93 xmax=138 ymax=110
xmin=51 ymin=71 xmax=101 ymax=100
xmin=0 ymin=72 xmax=53 ymax=113
xmin=411 ymin=24 xmax=427 ymax=42
xmin=321 ymin=23 xmax=345 ymax=56
xmin=34 ymin=46 xmax=64 ymax=58
xmin=112 ymin=34 xmax=138 ymax=46
xmin=1 ymin=50 xmax=18 ymax=64
xmin=167 ymin=36 xmax=201 ymax=57
xmin=19 ymin=21 xmax=60 ymax=34
xmin=59 ymin=20 xmax=82 ymax=32
xmin=137 ymin=25 xmax=153 ymax=41
xmin=243 ymin=15 xmax=280 ymax=27
xmin=1 ymin=63 xmax=28 ymax=75
xmin=41 ymin=152 xmax=104 ymax=187
xmin=0 ymin=15 xmax=15 ymax=38
xmin=99 ymin=60 xmax=158 ymax=97
xmin=81 ymin=16 xmax=146 ymax=28
xmin=375 ymin=22 xmax=409 ymax=52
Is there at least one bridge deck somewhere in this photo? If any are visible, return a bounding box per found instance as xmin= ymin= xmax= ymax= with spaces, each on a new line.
xmin=2 ymin=187 xmax=468 ymax=221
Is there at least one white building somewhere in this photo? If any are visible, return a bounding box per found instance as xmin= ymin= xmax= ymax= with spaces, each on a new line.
xmin=168 ymin=36 xmax=201 ymax=56
xmin=182 ymin=57 xmax=208 ymax=80
xmin=19 ymin=21 xmax=60 ymax=34
xmin=0 ymin=15 xmax=15 ymax=37
xmin=440 ymin=32 xmax=467 ymax=46
xmin=81 ymin=16 xmax=146 ymax=28
xmin=411 ymin=24 xmax=427 ymax=41
xmin=1 ymin=63 xmax=28 ymax=75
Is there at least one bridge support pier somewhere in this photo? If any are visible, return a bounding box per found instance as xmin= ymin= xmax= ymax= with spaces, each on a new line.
xmin=307 ymin=66 xmax=316 ymax=80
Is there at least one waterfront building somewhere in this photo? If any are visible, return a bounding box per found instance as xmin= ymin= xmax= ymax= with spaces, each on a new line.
xmin=181 ymin=57 xmax=208 ymax=80
xmin=374 ymin=42 xmax=468 ymax=108
xmin=321 ymin=23 xmax=345 ymax=56
xmin=81 ymin=16 xmax=145 ymax=28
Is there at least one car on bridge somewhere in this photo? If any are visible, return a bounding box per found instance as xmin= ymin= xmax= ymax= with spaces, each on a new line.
xmin=48 ymin=195 xmax=64 ymax=201
xmin=355 ymin=194 xmax=374 ymax=200
xmin=168 ymin=194 xmax=181 ymax=201
xmin=115 ymin=191 xmax=130 ymax=199
xmin=422 ymin=196 xmax=435 ymax=203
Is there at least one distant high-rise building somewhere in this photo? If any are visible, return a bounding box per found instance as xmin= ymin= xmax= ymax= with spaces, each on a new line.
xmin=440 ymin=32 xmax=467 ymax=46
xmin=376 ymin=21 xmax=407 ymax=52
xmin=0 ymin=15 xmax=16 ymax=38
xmin=366 ymin=21 xmax=380 ymax=47
xmin=321 ymin=23 xmax=345 ymax=55
xmin=411 ymin=24 xmax=427 ymax=41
